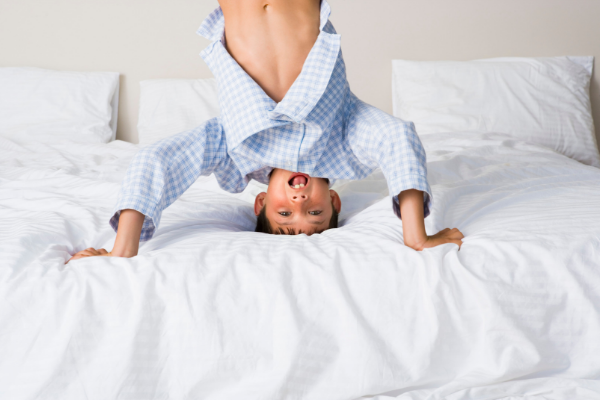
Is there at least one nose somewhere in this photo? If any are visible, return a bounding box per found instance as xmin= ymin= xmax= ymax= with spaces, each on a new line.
xmin=291 ymin=193 xmax=308 ymax=202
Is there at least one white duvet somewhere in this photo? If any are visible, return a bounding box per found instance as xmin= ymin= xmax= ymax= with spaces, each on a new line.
xmin=1 ymin=132 xmax=599 ymax=400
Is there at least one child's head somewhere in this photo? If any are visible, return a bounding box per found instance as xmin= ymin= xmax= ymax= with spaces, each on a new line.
xmin=254 ymin=168 xmax=341 ymax=235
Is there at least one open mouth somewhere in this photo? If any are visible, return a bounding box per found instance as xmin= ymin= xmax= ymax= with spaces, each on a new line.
xmin=288 ymin=173 xmax=310 ymax=189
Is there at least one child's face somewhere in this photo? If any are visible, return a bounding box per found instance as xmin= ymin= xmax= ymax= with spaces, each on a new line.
xmin=254 ymin=168 xmax=341 ymax=235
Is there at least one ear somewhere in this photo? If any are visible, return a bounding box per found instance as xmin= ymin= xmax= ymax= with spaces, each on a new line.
xmin=329 ymin=190 xmax=341 ymax=213
xmin=254 ymin=192 xmax=267 ymax=216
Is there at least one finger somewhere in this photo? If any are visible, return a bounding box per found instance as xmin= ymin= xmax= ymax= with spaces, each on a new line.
xmin=434 ymin=228 xmax=450 ymax=236
xmin=77 ymin=250 xmax=98 ymax=257
xmin=442 ymin=228 xmax=463 ymax=237
xmin=439 ymin=231 xmax=461 ymax=240
xmin=450 ymin=231 xmax=465 ymax=239
xmin=451 ymin=239 xmax=463 ymax=249
xmin=67 ymin=253 xmax=88 ymax=263
xmin=74 ymin=248 xmax=110 ymax=258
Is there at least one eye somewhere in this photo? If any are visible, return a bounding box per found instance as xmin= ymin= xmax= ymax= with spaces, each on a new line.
xmin=279 ymin=211 xmax=291 ymax=216
xmin=309 ymin=211 xmax=322 ymax=216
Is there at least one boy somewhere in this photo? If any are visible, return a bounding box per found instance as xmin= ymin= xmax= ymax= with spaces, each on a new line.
xmin=68 ymin=0 xmax=463 ymax=262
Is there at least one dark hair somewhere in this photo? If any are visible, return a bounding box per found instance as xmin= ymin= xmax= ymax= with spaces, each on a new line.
xmin=255 ymin=201 xmax=339 ymax=235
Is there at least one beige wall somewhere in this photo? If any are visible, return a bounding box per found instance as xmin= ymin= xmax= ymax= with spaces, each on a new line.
xmin=1 ymin=0 xmax=599 ymax=150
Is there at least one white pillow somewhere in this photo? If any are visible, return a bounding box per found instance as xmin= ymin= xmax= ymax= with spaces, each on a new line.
xmin=137 ymin=78 xmax=220 ymax=146
xmin=0 ymin=67 xmax=119 ymax=143
xmin=392 ymin=56 xmax=600 ymax=167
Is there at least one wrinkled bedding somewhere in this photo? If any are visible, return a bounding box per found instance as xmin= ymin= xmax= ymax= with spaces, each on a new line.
xmin=1 ymin=132 xmax=599 ymax=400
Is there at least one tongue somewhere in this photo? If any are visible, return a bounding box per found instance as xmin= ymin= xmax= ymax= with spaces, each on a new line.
xmin=291 ymin=175 xmax=307 ymax=186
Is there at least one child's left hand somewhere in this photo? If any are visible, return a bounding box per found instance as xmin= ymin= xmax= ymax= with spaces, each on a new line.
xmin=418 ymin=228 xmax=464 ymax=250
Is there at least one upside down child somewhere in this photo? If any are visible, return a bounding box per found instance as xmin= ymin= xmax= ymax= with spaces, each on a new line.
xmin=68 ymin=0 xmax=463 ymax=262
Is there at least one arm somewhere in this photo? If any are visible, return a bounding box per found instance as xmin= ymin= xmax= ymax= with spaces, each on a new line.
xmin=346 ymin=94 xmax=433 ymax=218
xmin=345 ymin=95 xmax=463 ymax=250
xmin=67 ymin=118 xmax=227 ymax=263
xmin=399 ymin=189 xmax=427 ymax=249
xmin=399 ymin=189 xmax=463 ymax=251
xmin=67 ymin=209 xmax=144 ymax=262
xmin=110 ymin=118 xmax=227 ymax=241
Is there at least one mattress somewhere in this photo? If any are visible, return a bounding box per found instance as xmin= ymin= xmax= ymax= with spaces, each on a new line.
xmin=1 ymin=132 xmax=599 ymax=400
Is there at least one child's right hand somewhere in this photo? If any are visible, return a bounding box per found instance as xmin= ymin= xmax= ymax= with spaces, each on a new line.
xmin=66 ymin=209 xmax=145 ymax=264
xmin=66 ymin=248 xmax=111 ymax=264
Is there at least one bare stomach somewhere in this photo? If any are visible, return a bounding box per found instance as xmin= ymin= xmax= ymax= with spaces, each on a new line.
xmin=219 ymin=0 xmax=321 ymax=103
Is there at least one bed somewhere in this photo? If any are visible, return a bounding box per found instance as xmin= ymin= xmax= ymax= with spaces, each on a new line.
xmin=1 ymin=59 xmax=600 ymax=400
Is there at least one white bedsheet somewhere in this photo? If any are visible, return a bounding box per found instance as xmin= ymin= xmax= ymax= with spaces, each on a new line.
xmin=1 ymin=132 xmax=599 ymax=400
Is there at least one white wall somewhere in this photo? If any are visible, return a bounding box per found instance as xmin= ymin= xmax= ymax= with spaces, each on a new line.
xmin=1 ymin=0 xmax=599 ymax=150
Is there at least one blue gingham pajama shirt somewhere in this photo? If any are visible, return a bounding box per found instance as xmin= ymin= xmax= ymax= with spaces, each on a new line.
xmin=110 ymin=0 xmax=432 ymax=241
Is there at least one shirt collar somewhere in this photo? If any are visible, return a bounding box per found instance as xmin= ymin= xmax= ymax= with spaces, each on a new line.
xmin=196 ymin=1 xmax=341 ymax=150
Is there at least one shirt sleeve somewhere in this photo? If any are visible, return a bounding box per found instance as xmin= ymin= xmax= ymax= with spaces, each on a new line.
xmin=345 ymin=94 xmax=432 ymax=219
xmin=109 ymin=117 xmax=227 ymax=241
